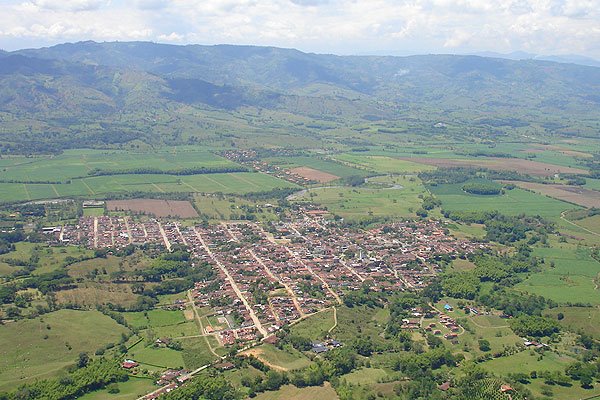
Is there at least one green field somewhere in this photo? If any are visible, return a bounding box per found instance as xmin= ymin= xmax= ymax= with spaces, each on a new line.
xmin=253 ymin=384 xmax=339 ymax=400
xmin=516 ymin=246 xmax=600 ymax=305
xmin=126 ymin=343 xmax=185 ymax=370
xmin=0 ymin=243 xmax=93 ymax=275
xmin=545 ymin=306 xmax=600 ymax=339
xmin=0 ymin=309 xmax=129 ymax=391
xmin=78 ymin=377 xmax=156 ymax=400
xmin=249 ymin=344 xmax=312 ymax=371
xmin=0 ymin=172 xmax=298 ymax=203
xmin=290 ymin=308 xmax=335 ymax=340
xmin=293 ymin=176 xmax=426 ymax=220
xmin=265 ymin=155 xmax=371 ymax=178
xmin=0 ymin=148 xmax=237 ymax=182
xmin=429 ymin=184 xmax=578 ymax=220
xmin=333 ymin=153 xmax=436 ymax=174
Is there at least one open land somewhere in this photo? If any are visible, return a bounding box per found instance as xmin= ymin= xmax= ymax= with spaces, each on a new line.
xmin=107 ymin=199 xmax=199 ymax=218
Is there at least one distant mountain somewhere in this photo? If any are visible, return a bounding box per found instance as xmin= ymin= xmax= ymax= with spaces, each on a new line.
xmin=472 ymin=51 xmax=600 ymax=68
xmin=1 ymin=41 xmax=599 ymax=153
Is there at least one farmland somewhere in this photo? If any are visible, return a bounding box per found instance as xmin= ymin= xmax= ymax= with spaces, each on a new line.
xmin=107 ymin=199 xmax=199 ymax=218
xmin=0 ymin=309 xmax=129 ymax=391
xmin=429 ymin=183 xmax=578 ymax=219
xmin=505 ymin=181 xmax=600 ymax=208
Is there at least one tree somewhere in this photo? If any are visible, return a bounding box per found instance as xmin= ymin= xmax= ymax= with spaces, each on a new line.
xmin=77 ymin=352 xmax=89 ymax=368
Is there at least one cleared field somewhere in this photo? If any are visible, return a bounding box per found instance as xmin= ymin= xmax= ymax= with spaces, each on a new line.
xmin=55 ymin=285 xmax=138 ymax=308
xmin=194 ymin=194 xmax=279 ymax=221
xmin=126 ymin=344 xmax=185 ymax=370
xmin=0 ymin=310 xmax=129 ymax=391
xmin=0 ymin=243 xmax=93 ymax=275
xmin=505 ymin=181 xmax=600 ymax=208
xmin=0 ymin=172 xmax=298 ymax=203
xmin=430 ymin=184 xmax=578 ymax=220
xmin=342 ymin=368 xmax=388 ymax=385
xmin=253 ymin=384 xmax=339 ymax=400
xmin=334 ymin=153 xmax=435 ymax=173
xmin=265 ymin=156 xmax=370 ymax=178
xmin=78 ymin=377 xmax=155 ymax=400
xmin=107 ymin=199 xmax=199 ymax=218
xmin=290 ymin=308 xmax=335 ymax=340
xmin=293 ymin=176 xmax=426 ymax=220
xmin=242 ymin=344 xmax=312 ymax=371
xmin=0 ymin=148 xmax=238 ymax=182
xmin=400 ymin=156 xmax=588 ymax=176
xmin=290 ymin=166 xmax=339 ymax=183
xmin=516 ymin=246 xmax=600 ymax=305
xmin=481 ymin=350 xmax=575 ymax=375
xmin=545 ymin=306 xmax=600 ymax=339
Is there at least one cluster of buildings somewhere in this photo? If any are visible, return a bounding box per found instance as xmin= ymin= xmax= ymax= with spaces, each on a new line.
xmin=221 ymin=149 xmax=316 ymax=185
xmin=47 ymin=210 xmax=482 ymax=344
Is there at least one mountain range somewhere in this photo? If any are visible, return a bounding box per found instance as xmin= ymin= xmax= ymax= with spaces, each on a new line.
xmin=0 ymin=41 xmax=599 ymax=153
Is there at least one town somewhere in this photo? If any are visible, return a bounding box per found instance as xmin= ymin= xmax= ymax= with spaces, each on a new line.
xmin=51 ymin=209 xmax=484 ymax=344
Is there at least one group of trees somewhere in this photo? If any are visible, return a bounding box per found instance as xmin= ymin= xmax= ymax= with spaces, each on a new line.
xmin=0 ymin=359 xmax=128 ymax=400
xmin=86 ymin=165 xmax=248 ymax=177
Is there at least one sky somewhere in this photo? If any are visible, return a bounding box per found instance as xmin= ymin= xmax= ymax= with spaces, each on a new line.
xmin=0 ymin=0 xmax=599 ymax=58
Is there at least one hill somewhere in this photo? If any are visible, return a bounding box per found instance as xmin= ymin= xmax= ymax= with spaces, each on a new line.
xmin=0 ymin=41 xmax=599 ymax=153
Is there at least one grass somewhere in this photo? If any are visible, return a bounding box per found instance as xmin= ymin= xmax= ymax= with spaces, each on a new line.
xmin=290 ymin=308 xmax=335 ymax=340
xmin=0 ymin=309 xmax=129 ymax=392
xmin=515 ymin=246 xmax=600 ymax=305
xmin=480 ymin=350 xmax=574 ymax=375
xmin=293 ymin=176 xmax=426 ymax=220
xmin=0 ymin=172 xmax=298 ymax=203
xmin=194 ymin=194 xmax=279 ymax=221
xmin=78 ymin=377 xmax=156 ymax=400
xmin=430 ymin=184 xmax=578 ymax=220
xmin=265 ymin=156 xmax=370 ymax=178
xmin=249 ymin=344 xmax=312 ymax=371
xmin=0 ymin=243 xmax=94 ymax=275
xmin=333 ymin=153 xmax=436 ymax=174
xmin=253 ymin=384 xmax=339 ymax=400
xmin=126 ymin=343 xmax=185 ymax=370
xmin=342 ymin=367 xmax=388 ymax=385
xmin=180 ymin=337 xmax=220 ymax=369
xmin=544 ymin=306 xmax=600 ymax=339
xmin=123 ymin=309 xmax=187 ymax=329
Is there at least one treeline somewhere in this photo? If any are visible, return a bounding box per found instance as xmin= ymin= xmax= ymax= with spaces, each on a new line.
xmin=0 ymin=359 xmax=128 ymax=400
xmin=86 ymin=165 xmax=248 ymax=177
xmin=419 ymin=167 xmax=540 ymax=185
xmin=462 ymin=182 xmax=503 ymax=195
xmin=0 ymin=230 xmax=24 ymax=255
xmin=442 ymin=210 xmax=553 ymax=244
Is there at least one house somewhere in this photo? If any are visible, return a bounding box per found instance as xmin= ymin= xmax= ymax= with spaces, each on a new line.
xmin=214 ymin=362 xmax=235 ymax=370
xmin=312 ymin=343 xmax=329 ymax=354
xmin=438 ymin=381 xmax=451 ymax=391
xmin=500 ymin=384 xmax=513 ymax=393
xmin=444 ymin=304 xmax=453 ymax=312
xmin=122 ymin=360 xmax=139 ymax=369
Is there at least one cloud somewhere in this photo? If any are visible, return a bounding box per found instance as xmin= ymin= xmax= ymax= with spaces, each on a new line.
xmin=0 ymin=0 xmax=599 ymax=59
xmin=30 ymin=0 xmax=109 ymax=12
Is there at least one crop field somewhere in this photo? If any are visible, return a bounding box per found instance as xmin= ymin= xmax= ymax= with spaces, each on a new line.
xmin=293 ymin=176 xmax=426 ymax=220
xmin=399 ymin=156 xmax=588 ymax=176
xmin=0 ymin=310 xmax=129 ymax=391
xmin=290 ymin=166 xmax=339 ymax=183
xmin=584 ymin=178 xmax=600 ymax=191
xmin=107 ymin=199 xmax=199 ymax=218
xmin=55 ymin=285 xmax=138 ymax=308
xmin=505 ymin=181 xmax=600 ymax=208
xmin=264 ymin=155 xmax=370 ymax=178
xmin=333 ymin=153 xmax=436 ymax=173
xmin=0 ymin=148 xmax=238 ymax=182
xmin=516 ymin=246 xmax=600 ymax=305
xmin=429 ymin=184 xmax=578 ymax=219
xmin=0 ymin=172 xmax=298 ymax=203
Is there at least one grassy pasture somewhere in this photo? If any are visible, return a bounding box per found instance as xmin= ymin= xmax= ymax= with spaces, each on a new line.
xmin=0 ymin=310 xmax=129 ymax=391
xmin=265 ymin=156 xmax=370 ymax=178
xmin=0 ymin=243 xmax=93 ymax=275
xmin=194 ymin=194 xmax=279 ymax=221
xmin=126 ymin=343 xmax=185 ymax=370
xmin=545 ymin=306 xmax=600 ymax=339
xmin=516 ymin=246 xmax=600 ymax=305
xmin=293 ymin=176 xmax=425 ymax=220
xmin=245 ymin=344 xmax=312 ymax=371
xmin=342 ymin=368 xmax=388 ymax=385
xmin=253 ymin=384 xmax=339 ymax=400
xmin=290 ymin=308 xmax=335 ymax=340
xmin=333 ymin=153 xmax=435 ymax=173
xmin=78 ymin=377 xmax=155 ymax=400
xmin=430 ymin=184 xmax=578 ymax=220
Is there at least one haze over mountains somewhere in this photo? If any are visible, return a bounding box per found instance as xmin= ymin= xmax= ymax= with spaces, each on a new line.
xmin=0 ymin=41 xmax=599 ymax=153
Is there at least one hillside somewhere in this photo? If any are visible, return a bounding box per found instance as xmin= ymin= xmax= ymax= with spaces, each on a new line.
xmin=0 ymin=41 xmax=599 ymax=153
